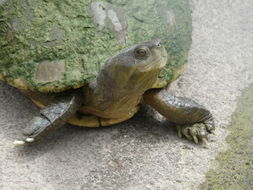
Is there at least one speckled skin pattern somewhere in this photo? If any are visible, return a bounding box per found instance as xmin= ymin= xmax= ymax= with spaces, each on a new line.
xmin=144 ymin=89 xmax=213 ymax=125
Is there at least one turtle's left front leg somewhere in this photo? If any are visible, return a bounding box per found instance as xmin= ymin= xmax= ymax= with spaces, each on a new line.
xmin=14 ymin=91 xmax=82 ymax=145
xmin=143 ymin=88 xmax=215 ymax=147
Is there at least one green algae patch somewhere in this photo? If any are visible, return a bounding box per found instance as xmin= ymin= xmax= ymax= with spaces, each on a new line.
xmin=0 ymin=0 xmax=191 ymax=93
xmin=201 ymin=83 xmax=253 ymax=190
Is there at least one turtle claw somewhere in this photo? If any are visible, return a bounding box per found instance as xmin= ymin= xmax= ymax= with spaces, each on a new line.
xmin=25 ymin=137 xmax=35 ymax=143
xmin=176 ymin=125 xmax=183 ymax=138
xmin=202 ymin=137 xmax=208 ymax=148
xmin=176 ymin=121 xmax=214 ymax=148
xmin=13 ymin=137 xmax=36 ymax=146
xmin=192 ymin=135 xmax=199 ymax=144
xmin=13 ymin=140 xmax=26 ymax=146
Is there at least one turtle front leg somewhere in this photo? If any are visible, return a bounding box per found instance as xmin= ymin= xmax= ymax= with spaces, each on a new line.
xmin=14 ymin=91 xmax=82 ymax=146
xmin=143 ymin=88 xmax=215 ymax=147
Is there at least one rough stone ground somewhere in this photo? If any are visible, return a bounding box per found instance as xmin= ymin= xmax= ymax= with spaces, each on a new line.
xmin=0 ymin=0 xmax=253 ymax=190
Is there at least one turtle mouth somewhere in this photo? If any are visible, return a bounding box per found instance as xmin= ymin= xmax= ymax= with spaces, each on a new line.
xmin=137 ymin=52 xmax=168 ymax=72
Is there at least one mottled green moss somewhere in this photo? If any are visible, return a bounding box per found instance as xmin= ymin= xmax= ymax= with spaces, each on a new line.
xmin=201 ymin=83 xmax=253 ymax=190
xmin=0 ymin=0 xmax=191 ymax=92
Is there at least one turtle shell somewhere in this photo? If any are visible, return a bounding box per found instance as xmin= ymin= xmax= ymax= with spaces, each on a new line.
xmin=0 ymin=0 xmax=191 ymax=93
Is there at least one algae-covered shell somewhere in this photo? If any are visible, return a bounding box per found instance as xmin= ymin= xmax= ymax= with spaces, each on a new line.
xmin=0 ymin=0 xmax=192 ymax=93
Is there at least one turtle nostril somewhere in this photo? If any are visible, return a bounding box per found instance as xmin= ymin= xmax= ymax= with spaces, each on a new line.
xmin=152 ymin=39 xmax=162 ymax=47
xmin=157 ymin=41 xmax=162 ymax=47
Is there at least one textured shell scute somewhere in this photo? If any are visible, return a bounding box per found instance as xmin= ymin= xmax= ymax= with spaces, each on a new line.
xmin=0 ymin=0 xmax=191 ymax=92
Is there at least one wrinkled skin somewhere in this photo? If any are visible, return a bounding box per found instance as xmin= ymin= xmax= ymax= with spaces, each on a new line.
xmin=14 ymin=40 xmax=215 ymax=147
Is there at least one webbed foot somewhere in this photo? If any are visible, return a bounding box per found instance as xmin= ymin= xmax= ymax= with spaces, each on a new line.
xmin=13 ymin=116 xmax=54 ymax=146
xmin=176 ymin=118 xmax=215 ymax=148
xmin=143 ymin=88 xmax=215 ymax=148
xmin=13 ymin=91 xmax=82 ymax=146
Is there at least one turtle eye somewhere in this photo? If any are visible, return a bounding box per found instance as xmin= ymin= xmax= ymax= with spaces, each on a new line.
xmin=134 ymin=47 xmax=149 ymax=59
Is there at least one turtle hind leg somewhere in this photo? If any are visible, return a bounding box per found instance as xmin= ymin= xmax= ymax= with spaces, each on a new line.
xmin=143 ymin=88 xmax=215 ymax=147
xmin=14 ymin=91 xmax=82 ymax=146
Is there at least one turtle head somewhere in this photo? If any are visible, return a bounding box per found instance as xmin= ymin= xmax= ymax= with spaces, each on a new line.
xmin=102 ymin=39 xmax=168 ymax=90
xmin=129 ymin=39 xmax=167 ymax=72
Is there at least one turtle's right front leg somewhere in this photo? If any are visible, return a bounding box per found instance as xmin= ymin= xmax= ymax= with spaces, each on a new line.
xmin=143 ymin=88 xmax=215 ymax=147
xmin=14 ymin=91 xmax=82 ymax=145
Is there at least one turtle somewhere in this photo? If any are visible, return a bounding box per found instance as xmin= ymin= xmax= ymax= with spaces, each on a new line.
xmin=0 ymin=0 xmax=215 ymax=147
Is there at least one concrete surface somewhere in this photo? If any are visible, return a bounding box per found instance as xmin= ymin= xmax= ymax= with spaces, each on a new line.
xmin=201 ymin=83 xmax=253 ymax=189
xmin=1 ymin=0 xmax=253 ymax=190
